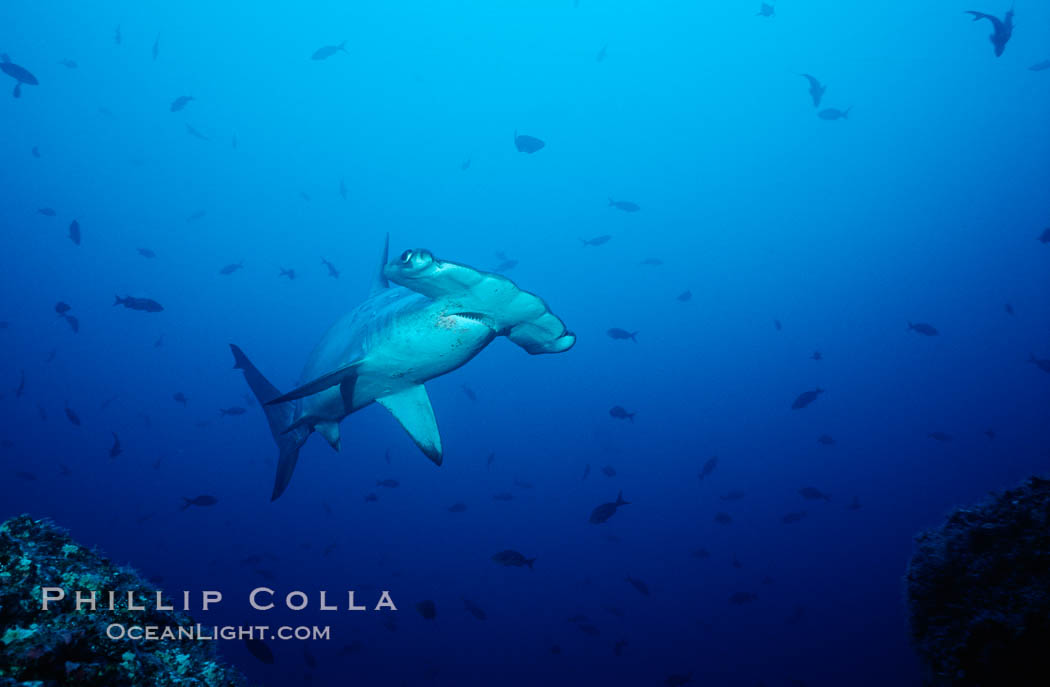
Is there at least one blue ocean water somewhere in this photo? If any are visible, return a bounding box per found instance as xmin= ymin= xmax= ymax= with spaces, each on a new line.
xmin=1 ymin=1 xmax=1049 ymax=685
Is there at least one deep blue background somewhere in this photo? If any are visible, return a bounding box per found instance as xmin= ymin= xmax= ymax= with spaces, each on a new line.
xmin=2 ymin=1 xmax=1049 ymax=685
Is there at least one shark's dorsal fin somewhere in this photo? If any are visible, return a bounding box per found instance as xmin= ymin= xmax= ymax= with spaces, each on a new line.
xmin=376 ymin=385 xmax=443 ymax=465
xmin=370 ymin=233 xmax=390 ymax=296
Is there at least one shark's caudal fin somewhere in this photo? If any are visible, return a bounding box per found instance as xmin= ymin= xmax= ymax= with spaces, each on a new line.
xmin=615 ymin=491 xmax=629 ymax=507
xmin=376 ymin=385 xmax=443 ymax=465
xmin=230 ymin=344 xmax=311 ymax=501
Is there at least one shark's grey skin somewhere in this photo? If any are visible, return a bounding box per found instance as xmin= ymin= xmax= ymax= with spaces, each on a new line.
xmin=231 ymin=236 xmax=575 ymax=500
xmin=965 ymin=8 xmax=1014 ymax=57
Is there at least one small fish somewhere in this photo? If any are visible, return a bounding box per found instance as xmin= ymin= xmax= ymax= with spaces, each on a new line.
xmin=321 ymin=258 xmax=340 ymax=278
xmin=170 ymin=95 xmax=194 ymax=112
xmin=1 ymin=55 xmax=39 ymax=98
xmin=244 ymin=638 xmax=274 ymax=665
xmin=714 ymin=512 xmax=733 ymax=525
xmin=581 ymin=463 xmax=591 ymax=480
xmin=1028 ymin=354 xmax=1050 ymax=374
xmin=109 ymin=432 xmax=122 ymax=458
xmin=185 ymin=124 xmax=209 ymax=141
xmin=607 ymin=328 xmax=637 ymax=342
xmin=299 ymin=190 xmax=311 ymax=202
xmin=15 ymin=471 xmax=37 ymax=481
xmin=365 ymin=492 xmax=378 ymax=502
xmin=173 ymin=392 xmax=188 ymax=406
xmin=31 ymin=146 xmax=40 ymax=158
xmin=817 ymin=434 xmax=836 ymax=446
xmin=463 ymin=598 xmax=486 ymax=620
xmin=691 ymin=548 xmax=711 ymax=559
xmin=152 ymin=34 xmax=160 ymax=61
xmin=578 ymin=623 xmax=600 ymax=636
xmin=114 ymin=295 xmax=164 ymax=312
xmin=513 ymin=477 xmax=534 ymax=489
xmin=486 ymin=452 xmax=495 ymax=469
xmin=985 ymin=428 xmax=996 ymax=439
xmin=492 ymin=549 xmax=535 ymax=568
xmin=757 ymin=2 xmax=775 ymax=18
xmin=36 ymin=405 xmax=47 ymax=421
xmin=279 ymin=268 xmax=296 ymax=280
xmin=58 ymin=58 xmax=77 ymax=69
xmin=461 ymin=158 xmax=471 ymax=171
xmin=69 ymin=220 xmax=81 ymax=245
xmin=811 ymin=351 xmax=822 ymax=361
xmin=965 ymin=8 xmax=1014 ymax=57
xmin=798 ymin=487 xmax=831 ymax=501
xmin=137 ymin=248 xmax=156 ymax=258
xmin=729 ymin=592 xmax=757 ymax=605
xmin=493 ymin=491 xmax=513 ymax=501
xmin=1004 ymin=303 xmax=1014 ymax=315
xmin=782 ymin=511 xmax=807 ymax=524
xmin=448 ymin=502 xmax=467 ymax=513
xmin=15 ymin=370 xmax=25 ymax=398
xmin=928 ymin=431 xmax=952 ymax=442
xmin=376 ymin=479 xmax=399 ymax=488
xmin=154 ymin=334 xmax=164 ymax=348
xmin=1029 ymin=59 xmax=1050 ymax=72
xmin=114 ymin=25 xmax=122 ymax=45
xmin=59 ymin=464 xmax=70 ymax=475
xmin=698 ymin=456 xmax=718 ymax=480
xmin=665 ymin=674 xmax=692 ymax=687
xmin=64 ymin=405 xmax=81 ymax=426
xmin=38 ymin=208 xmax=56 ymax=216
xmin=180 ymin=495 xmax=218 ymax=510
xmin=676 ymin=290 xmax=692 ymax=302
xmin=589 ymin=490 xmax=629 ymax=524
xmin=608 ymin=198 xmax=640 ymax=213
xmin=219 ymin=262 xmax=244 ymax=275
xmin=186 ymin=209 xmax=207 ymax=222
xmin=791 ymin=387 xmax=824 ymax=410
xmin=639 ymin=258 xmax=663 ymax=266
xmin=609 ymin=405 xmax=635 ymax=422
xmin=817 ymin=107 xmax=850 ymax=120
xmin=908 ymin=321 xmax=938 ymax=336
xmin=461 ymin=385 xmax=477 ymax=401
xmin=720 ymin=490 xmax=746 ymax=501
xmin=625 ymin=576 xmax=649 ymax=596
xmin=800 ymin=74 xmax=825 ymax=107
xmin=1039 ymin=227 xmax=1050 ymax=244
xmin=338 ymin=177 xmax=347 ymax=199
xmin=774 ymin=319 xmax=782 ymax=331
xmin=847 ymin=496 xmax=862 ymax=510
xmin=219 ymin=406 xmax=246 ymax=417
xmin=613 ymin=639 xmax=626 ymax=656
xmin=312 ymin=41 xmax=349 ymax=60
xmin=600 ymin=465 xmax=616 ymax=477
xmin=581 ymin=235 xmax=612 ymax=247
xmin=596 ymin=44 xmax=607 ymax=62
xmin=64 ymin=315 xmax=79 ymax=333
xmin=513 ymin=131 xmax=545 ymax=153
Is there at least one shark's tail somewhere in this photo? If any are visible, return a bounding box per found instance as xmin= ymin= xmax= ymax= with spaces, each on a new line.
xmin=229 ymin=344 xmax=310 ymax=501
xmin=179 ymin=497 xmax=192 ymax=512
xmin=525 ymin=557 xmax=536 ymax=569
xmin=615 ymin=490 xmax=629 ymax=507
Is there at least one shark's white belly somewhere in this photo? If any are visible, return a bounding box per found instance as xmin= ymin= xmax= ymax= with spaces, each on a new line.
xmin=295 ymin=290 xmax=495 ymax=424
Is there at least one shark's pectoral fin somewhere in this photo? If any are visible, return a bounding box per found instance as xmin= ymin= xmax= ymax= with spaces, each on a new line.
xmin=265 ymin=360 xmax=363 ymax=406
xmin=316 ymin=421 xmax=341 ymax=451
xmin=377 ymin=385 xmax=443 ymax=465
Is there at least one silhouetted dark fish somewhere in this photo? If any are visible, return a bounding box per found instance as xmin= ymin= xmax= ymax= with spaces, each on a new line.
xmin=36 ymin=405 xmax=46 ymax=421
xmin=965 ymin=8 xmax=1014 ymax=57
xmin=114 ymin=295 xmax=164 ymax=312
xmin=14 ymin=370 xmax=24 ymax=398
xmin=665 ymin=673 xmax=692 ymax=687
xmin=1028 ymin=354 xmax=1050 ymax=374
xmin=609 ymin=406 xmax=635 ymax=422
xmin=782 ymin=511 xmax=807 ymax=524
xmin=492 ymin=550 xmax=535 ymax=568
xmin=1004 ymin=303 xmax=1014 ymax=315
xmin=152 ymin=34 xmax=160 ymax=61
xmin=798 ymin=487 xmax=830 ymax=501
xmin=463 ymin=598 xmax=486 ymax=620
xmin=244 ymin=638 xmax=274 ymax=664
xmin=219 ymin=261 xmax=244 ymax=275
xmin=52 ymin=303 xmax=67 ymax=317
xmin=639 ymin=258 xmax=663 ymax=266
xmin=461 ymin=385 xmax=477 ymax=401
xmin=720 ymin=490 xmax=746 ymax=501
xmin=818 ymin=434 xmax=835 ymax=445
xmin=817 ymin=107 xmax=850 ymax=120
xmin=114 ymin=25 xmax=122 ymax=45
xmin=279 ymin=268 xmax=296 ymax=280
xmin=321 ymin=258 xmax=340 ymax=278
xmin=581 ymin=235 xmax=612 ymax=247
xmin=625 ymin=576 xmax=649 ymax=596
xmin=757 ymin=2 xmax=775 ymax=17
xmin=847 ymin=496 xmax=862 ymax=510
xmin=137 ymin=247 xmax=156 ymax=258
xmin=185 ymin=124 xmax=209 ymax=140
xmin=729 ymin=592 xmax=756 ymax=605
xmin=493 ymin=491 xmax=513 ymax=501
xmin=38 ymin=208 xmax=56 ymax=216
xmin=1029 ymin=59 xmax=1050 ymax=72
xmin=15 ymin=471 xmax=36 ymax=481
xmin=460 ymin=158 xmax=471 ymax=171
xmin=714 ymin=512 xmax=733 ymax=525
xmin=58 ymin=59 xmax=77 ymax=69
xmin=1038 ymin=227 xmax=1050 ymax=244
xmin=365 ymin=492 xmax=378 ymax=502
xmin=811 ymin=351 xmax=822 ymax=361
xmin=600 ymin=465 xmax=616 ymax=477
xmin=607 ymin=328 xmax=637 ymax=342
xmin=64 ymin=406 xmax=80 ymax=426
xmin=1 ymin=55 xmax=39 ymax=98
xmin=100 ymin=394 xmax=119 ymax=409
xmin=31 ymin=146 xmax=40 ymax=158
xmin=908 ymin=321 xmax=938 ymax=336
xmin=699 ymin=456 xmax=718 ymax=480
xmin=984 ymin=428 xmax=996 ymax=439
xmin=448 ymin=502 xmax=467 ymax=513
xmin=608 ymin=198 xmax=640 ymax=213
xmin=596 ymin=44 xmax=607 ymax=62
xmin=676 ymin=290 xmax=692 ymax=302
xmin=577 ymin=623 xmax=600 ymax=636
xmin=581 ymin=463 xmax=590 ymax=480
xmin=376 ymin=479 xmax=399 ymax=488
xmin=613 ymin=639 xmax=626 ymax=655
xmin=312 ymin=41 xmax=349 ymax=60
xmin=68 ymin=220 xmax=81 ymax=245
xmin=800 ymin=74 xmax=825 ymax=107
xmin=589 ymin=490 xmax=629 ymax=524
xmin=691 ymin=548 xmax=711 ymax=559
xmin=486 ymin=452 xmax=495 ymax=469
xmin=513 ymin=477 xmax=534 ymax=489
xmin=109 ymin=432 xmax=122 ymax=458
xmin=180 ymin=495 xmax=218 ymax=510
xmin=791 ymin=387 xmax=824 ymax=409
xmin=64 ymin=315 xmax=79 ymax=333
xmin=514 ymin=131 xmax=545 ymax=153
xmin=186 ymin=209 xmax=207 ymax=222
xmin=731 ymin=556 xmax=743 ymax=569
xmin=173 ymin=392 xmax=188 ymax=406
xmin=774 ymin=319 xmax=782 ymax=331
xmin=928 ymin=431 xmax=952 ymax=442
xmin=170 ymin=95 xmax=194 ymax=112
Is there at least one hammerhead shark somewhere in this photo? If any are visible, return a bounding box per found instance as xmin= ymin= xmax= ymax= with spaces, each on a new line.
xmin=231 ymin=236 xmax=575 ymax=500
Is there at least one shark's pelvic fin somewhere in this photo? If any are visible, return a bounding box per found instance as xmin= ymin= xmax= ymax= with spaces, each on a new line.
xmin=377 ymin=385 xmax=443 ymax=465
xmin=370 ymin=233 xmax=390 ymax=296
xmin=316 ymin=421 xmax=341 ymax=451
xmin=229 ymin=344 xmax=311 ymax=501
xmin=265 ymin=360 xmax=363 ymax=406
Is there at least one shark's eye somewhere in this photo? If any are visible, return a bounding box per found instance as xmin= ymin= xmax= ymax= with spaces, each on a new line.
xmin=400 ymin=250 xmax=413 ymax=264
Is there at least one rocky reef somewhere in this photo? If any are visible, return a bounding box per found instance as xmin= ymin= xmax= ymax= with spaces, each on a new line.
xmin=906 ymin=476 xmax=1050 ymax=686
xmin=0 ymin=514 xmax=248 ymax=686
